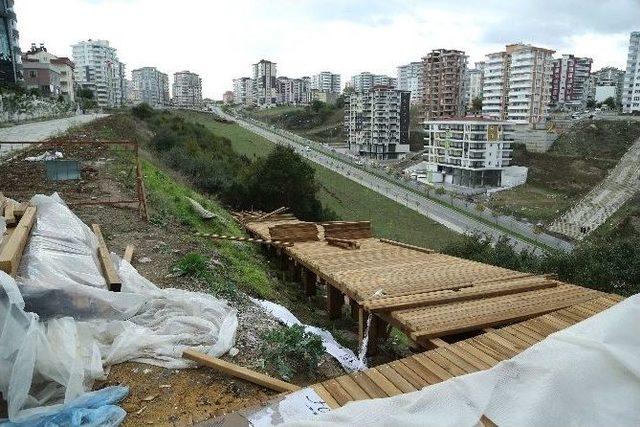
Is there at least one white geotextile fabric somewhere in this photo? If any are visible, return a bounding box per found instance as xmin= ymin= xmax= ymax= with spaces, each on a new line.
xmin=284 ymin=293 xmax=640 ymax=427
xmin=0 ymin=194 xmax=238 ymax=422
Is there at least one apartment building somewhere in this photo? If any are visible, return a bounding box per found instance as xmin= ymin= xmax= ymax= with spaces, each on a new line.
xmin=350 ymin=72 xmax=397 ymax=92
xmin=590 ymin=67 xmax=626 ymax=104
xmin=482 ymin=43 xmax=555 ymax=124
xmin=172 ymin=71 xmax=202 ymax=108
xmin=252 ymin=59 xmax=277 ymax=107
xmin=344 ymin=87 xmax=410 ymax=160
xmin=222 ymin=91 xmax=234 ymax=104
xmin=423 ymin=118 xmax=514 ymax=187
xmin=23 ymin=44 xmax=75 ymax=101
xmin=0 ymin=0 xmax=22 ymax=85
xmin=72 ymin=39 xmax=125 ymax=108
xmin=131 ymin=67 xmax=169 ymax=108
xmin=464 ymin=65 xmax=484 ymax=110
xmin=397 ymin=62 xmax=422 ymax=104
xmin=233 ymin=77 xmax=253 ymax=105
xmin=420 ymin=49 xmax=467 ymax=120
xmin=622 ymin=31 xmax=640 ymax=113
xmin=551 ymin=54 xmax=592 ymax=107
xmin=276 ymin=76 xmax=310 ymax=105
xmin=311 ymin=72 xmax=341 ymax=94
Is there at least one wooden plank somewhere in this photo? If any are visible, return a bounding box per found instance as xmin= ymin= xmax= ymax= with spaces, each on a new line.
xmin=349 ymin=371 xmax=389 ymax=398
xmin=123 ymin=244 xmax=135 ymax=263
xmin=255 ymin=206 xmax=288 ymax=222
xmin=335 ymin=375 xmax=369 ymax=401
xmin=362 ymin=368 xmax=403 ymax=397
xmin=322 ymin=379 xmax=353 ymax=406
xmin=388 ymin=360 xmax=428 ymax=390
xmin=183 ymin=349 xmax=300 ymax=393
xmin=400 ymin=358 xmax=442 ymax=385
xmin=198 ymin=232 xmax=294 ymax=247
xmin=378 ymin=238 xmax=434 ymax=254
xmin=0 ymin=206 xmax=36 ymax=276
xmin=311 ymin=384 xmax=340 ymax=409
xmin=91 ymin=224 xmax=122 ymax=292
xmin=4 ymin=203 xmax=16 ymax=227
xmin=376 ymin=364 xmax=417 ymax=393
xmin=412 ymin=353 xmax=454 ymax=381
xmin=13 ymin=202 xmax=28 ymax=220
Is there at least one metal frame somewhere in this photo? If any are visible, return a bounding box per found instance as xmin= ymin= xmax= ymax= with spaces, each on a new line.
xmin=0 ymin=140 xmax=149 ymax=221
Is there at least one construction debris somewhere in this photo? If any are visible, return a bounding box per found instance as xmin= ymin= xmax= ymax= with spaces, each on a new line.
xmin=183 ymin=348 xmax=300 ymax=393
xmin=0 ymin=205 xmax=37 ymax=276
xmin=92 ymin=223 xmax=122 ymax=292
xmin=186 ymin=196 xmax=216 ymax=220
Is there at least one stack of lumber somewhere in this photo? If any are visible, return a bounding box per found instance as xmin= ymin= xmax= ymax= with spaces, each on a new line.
xmin=233 ymin=210 xmax=296 ymax=224
xmin=321 ymin=221 xmax=372 ymax=239
xmin=269 ymin=222 xmax=319 ymax=242
xmin=326 ymin=237 xmax=360 ymax=250
xmin=0 ymin=194 xmax=37 ymax=276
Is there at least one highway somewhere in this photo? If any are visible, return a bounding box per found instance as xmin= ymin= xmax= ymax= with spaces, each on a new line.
xmin=214 ymin=107 xmax=573 ymax=254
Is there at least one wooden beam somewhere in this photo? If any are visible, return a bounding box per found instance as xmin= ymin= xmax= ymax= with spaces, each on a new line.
xmin=13 ymin=203 xmax=29 ymax=220
xmin=0 ymin=206 xmax=36 ymax=276
xmin=4 ymin=203 xmax=16 ymax=227
xmin=198 ymin=232 xmax=294 ymax=247
xmin=91 ymin=224 xmax=122 ymax=292
xmin=183 ymin=348 xmax=300 ymax=393
xmin=327 ymin=284 xmax=344 ymax=320
xmin=378 ymin=238 xmax=434 ymax=254
xmin=326 ymin=237 xmax=360 ymax=250
xmin=255 ymin=206 xmax=288 ymax=222
xmin=428 ymin=338 xmax=449 ymax=348
xmin=123 ymin=244 xmax=135 ymax=263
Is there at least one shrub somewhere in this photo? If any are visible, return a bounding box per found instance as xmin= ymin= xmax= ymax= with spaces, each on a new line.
xmin=132 ymin=102 xmax=155 ymax=120
xmin=173 ymin=252 xmax=209 ymax=277
xmin=262 ymin=324 xmax=324 ymax=380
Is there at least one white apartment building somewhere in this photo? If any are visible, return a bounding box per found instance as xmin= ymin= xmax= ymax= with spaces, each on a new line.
xmin=397 ymin=62 xmax=422 ymax=104
xmin=72 ymin=39 xmax=125 ymax=108
xmin=423 ymin=118 xmax=515 ymax=187
xmin=311 ymin=71 xmax=341 ymax=94
xmin=131 ymin=67 xmax=169 ymax=108
xmin=350 ymin=72 xmax=397 ymax=92
xmin=23 ymin=44 xmax=75 ymax=101
xmin=172 ymin=71 xmax=202 ymax=108
xmin=622 ymin=31 xmax=640 ymax=113
xmin=277 ymin=76 xmax=310 ymax=105
xmin=482 ymin=44 xmax=555 ymax=124
xmin=464 ymin=68 xmax=483 ymax=110
xmin=233 ymin=77 xmax=253 ymax=105
xmin=344 ymin=87 xmax=410 ymax=160
xmin=252 ymin=59 xmax=277 ymax=107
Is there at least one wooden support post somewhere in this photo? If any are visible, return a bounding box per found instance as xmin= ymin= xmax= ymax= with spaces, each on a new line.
xmin=123 ymin=244 xmax=135 ymax=263
xmin=303 ymin=270 xmax=317 ymax=297
xmin=183 ymin=349 xmax=300 ymax=393
xmin=288 ymin=260 xmax=300 ymax=282
xmin=326 ymin=285 xmax=343 ymax=320
xmin=4 ymin=203 xmax=16 ymax=227
xmin=349 ymin=298 xmax=359 ymax=319
xmin=358 ymin=307 xmax=367 ymax=347
xmin=0 ymin=206 xmax=36 ymax=276
xmin=366 ymin=315 xmax=382 ymax=357
xmin=91 ymin=224 xmax=122 ymax=292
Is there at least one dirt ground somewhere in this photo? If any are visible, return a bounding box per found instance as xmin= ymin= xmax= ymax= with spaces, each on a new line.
xmin=0 ymin=139 xmax=351 ymax=426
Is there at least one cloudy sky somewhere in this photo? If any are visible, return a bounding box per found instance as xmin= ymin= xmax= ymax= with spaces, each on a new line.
xmin=15 ymin=0 xmax=640 ymax=98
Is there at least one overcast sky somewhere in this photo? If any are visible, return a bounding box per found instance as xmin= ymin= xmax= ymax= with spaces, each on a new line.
xmin=15 ymin=0 xmax=640 ymax=99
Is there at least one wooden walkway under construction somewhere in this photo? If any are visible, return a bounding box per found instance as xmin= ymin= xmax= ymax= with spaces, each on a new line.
xmin=234 ymin=211 xmax=610 ymax=353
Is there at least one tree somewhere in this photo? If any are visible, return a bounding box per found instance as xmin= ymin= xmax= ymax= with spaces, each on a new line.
xmin=471 ymin=96 xmax=482 ymax=113
xmin=586 ymin=99 xmax=596 ymax=109
xmin=77 ymin=87 xmax=97 ymax=110
xmin=602 ymin=97 xmax=616 ymax=110
xmin=243 ymin=145 xmax=325 ymax=220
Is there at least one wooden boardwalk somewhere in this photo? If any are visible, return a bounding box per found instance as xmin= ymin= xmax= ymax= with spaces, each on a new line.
xmin=236 ymin=212 xmax=608 ymax=353
xmin=309 ymin=294 xmax=623 ymax=409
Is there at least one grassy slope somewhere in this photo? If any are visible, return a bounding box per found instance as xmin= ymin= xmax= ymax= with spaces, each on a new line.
xmin=489 ymin=119 xmax=640 ymax=223
xmin=176 ymin=110 xmax=462 ymax=250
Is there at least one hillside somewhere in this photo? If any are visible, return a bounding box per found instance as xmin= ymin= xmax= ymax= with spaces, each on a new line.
xmin=487 ymin=119 xmax=640 ymax=223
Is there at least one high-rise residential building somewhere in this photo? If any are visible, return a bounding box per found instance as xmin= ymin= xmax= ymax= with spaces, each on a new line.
xmin=344 ymin=87 xmax=410 ymax=160
xmin=131 ymin=67 xmax=169 ymax=108
xmin=350 ymin=72 xmax=397 ymax=92
xmin=311 ymin=72 xmax=341 ymax=94
xmin=397 ymin=62 xmax=422 ymax=104
xmin=23 ymin=43 xmax=75 ymax=101
xmin=222 ymin=91 xmax=234 ymax=104
xmin=551 ymin=55 xmax=592 ymax=107
xmin=172 ymin=71 xmax=202 ymax=108
xmin=0 ymin=0 xmax=22 ymax=85
xmin=464 ymin=65 xmax=484 ymax=111
xmin=233 ymin=77 xmax=253 ymax=105
xmin=423 ymin=118 xmax=514 ymax=187
xmin=252 ymin=59 xmax=277 ymax=107
xmin=72 ymin=39 xmax=125 ymax=108
xmin=276 ymin=76 xmax=310 ymax=105
xmin=622 ymin=31 xmax=640 ymax=113
xmin=420 ymin=49 xmax=467 ymax=120
xmin=482 ymin=43 xmax=555 ymax=124
xmin=591 ymin=67 xmax=626 ymax=104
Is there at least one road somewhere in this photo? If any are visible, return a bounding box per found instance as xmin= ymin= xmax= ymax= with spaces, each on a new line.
xmin=0 ymin=114 xmax=108 ymax=157
xmin=214 ymin=107 xmax=573 ymax=254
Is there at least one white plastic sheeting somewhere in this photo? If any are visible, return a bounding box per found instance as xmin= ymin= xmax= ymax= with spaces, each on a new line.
xmin=0 ymin=194 xmax=238 ymax=422
xmin=251 ymin=298 xmax=366 ymax=372
xmin=283 ymin=293 xmax=640 ymax=427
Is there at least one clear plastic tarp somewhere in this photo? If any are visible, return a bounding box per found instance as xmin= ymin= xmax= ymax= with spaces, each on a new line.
xmin=0 ymin=194 xmax=238 ymax=422
xmin=281 ymin=293 xmax=639 ymax=426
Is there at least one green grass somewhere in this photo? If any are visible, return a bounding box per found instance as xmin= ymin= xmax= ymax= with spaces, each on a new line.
xmin=174 ymin=111 xmax=462 ymax=250
xmin=488 ymin=184 xmax=573 ymax=223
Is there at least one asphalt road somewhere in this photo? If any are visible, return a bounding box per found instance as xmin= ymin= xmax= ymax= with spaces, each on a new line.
xmin=0 ymin=114 xmax=107 ymax=157
xmin=214 ymin=107 xmax=573 ymax=254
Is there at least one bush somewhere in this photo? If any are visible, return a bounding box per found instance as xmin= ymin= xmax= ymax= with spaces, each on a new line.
xmin=173 ymin=252 xmax=209 ymax=277
xmin=131 ymin=102 xmax=155 ymax=120
xmin=262 ymin=324 xmax=324 ymax=380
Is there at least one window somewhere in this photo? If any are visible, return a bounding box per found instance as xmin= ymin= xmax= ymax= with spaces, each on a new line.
xmin=29 ymin=70 xmax=37 ymax=78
